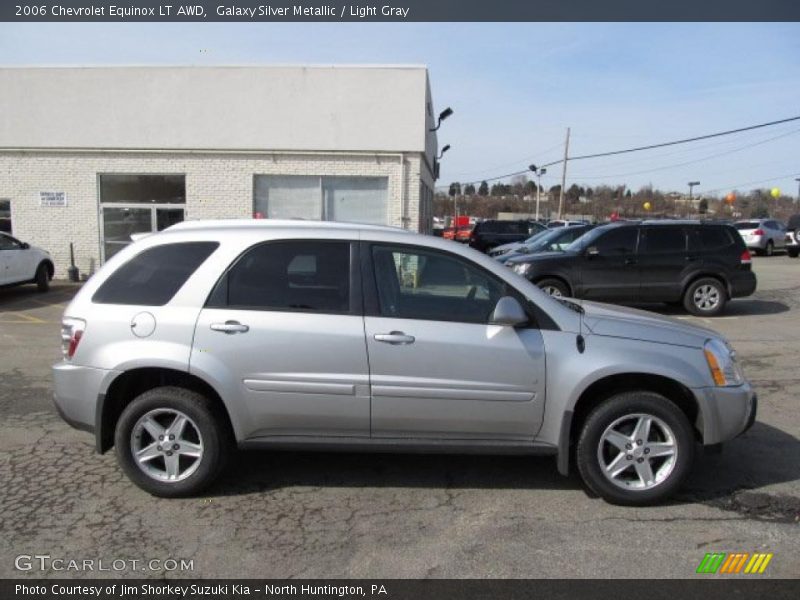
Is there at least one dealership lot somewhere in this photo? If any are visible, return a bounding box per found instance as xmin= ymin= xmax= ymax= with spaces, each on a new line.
xmin=0 ymin=257 xmax=798 ymax=579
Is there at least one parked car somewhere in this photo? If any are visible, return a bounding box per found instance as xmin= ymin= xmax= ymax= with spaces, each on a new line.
xmin=0 ymin=232 xmax=54 ymax=292
xmin=442 ymin=227 xmax=456 ymax=240
xmin=468 ymin=220 xmax=545 ymax=252
xmin=455 ymin=224 xmax=474 ymax=243
xmin=505 ymin=221 xmax=756 ymax=316
xmin=547 ymin=219 xmax=587 ymax=228
xmin=53 ymin=219 xmax=757 ymax=505
xmin=493 ymin=224 xmax=594 ymax=264
xmin=733 ymin=219 xmax=786 ymax=256
xmin=489 ymin=228 xmax=552 ymax=259
xmin=785 ymin=214 xmax=800 ymax=258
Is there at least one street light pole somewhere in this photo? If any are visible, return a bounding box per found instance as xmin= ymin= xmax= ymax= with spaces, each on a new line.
xmin=529 ymin=165 xmax=547 ymax=222
xmin=795 ymin=177 xmax=800 ymax=204
xmin=688 ymin=181 xmax=700 ymax=208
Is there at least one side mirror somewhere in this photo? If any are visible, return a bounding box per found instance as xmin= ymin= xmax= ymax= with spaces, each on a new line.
xmin=20 ymin=242 xmax=29 ymax=249
xmin=586 ymin=246 xmax=599 ymax=257
xmin=489 ymin=296 xmax=528 ymax=327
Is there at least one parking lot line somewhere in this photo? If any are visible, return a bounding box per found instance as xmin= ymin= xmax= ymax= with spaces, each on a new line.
xmin=0 ymin=311 xmax=48 ymax=324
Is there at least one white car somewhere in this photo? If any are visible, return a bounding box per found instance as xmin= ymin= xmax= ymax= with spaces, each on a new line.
xmin=733 ymin=219 xmax=786 ymax=256
xmin=0 ymin=232 xmax=54 ymax=292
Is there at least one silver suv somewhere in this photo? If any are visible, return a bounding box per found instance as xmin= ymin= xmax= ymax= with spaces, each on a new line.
xmin=52 ymin=220 xmax=757 ymax=505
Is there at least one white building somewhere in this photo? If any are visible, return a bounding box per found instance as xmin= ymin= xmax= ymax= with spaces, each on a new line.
xmin=0 ymin=65 xmax=441 ymax=277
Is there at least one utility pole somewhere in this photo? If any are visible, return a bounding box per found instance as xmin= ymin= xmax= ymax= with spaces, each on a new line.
xmin=795 ymin=177 xmax=800 ymax=204
xmin=558 ymin=127 xmax=570 ymax=219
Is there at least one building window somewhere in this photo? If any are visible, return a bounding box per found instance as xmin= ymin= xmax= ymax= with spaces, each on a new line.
xmin=98 ymin=174 xmax=186 ymax=261
xmin=253 ymin=175 xmax=388 ymax=225
xmin=0 ymin=199 xmax=11 ymax=234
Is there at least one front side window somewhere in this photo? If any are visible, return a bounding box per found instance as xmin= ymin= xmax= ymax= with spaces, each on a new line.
xmin=595 ymin=227 xmax=638 ymax=256
xmin=642 ymin=227 xmax=686 ymax=254
xmin=210 ymin=241 xmax=351 ymax=314
xmin=92 ymin=242 xmax=218 ymax=306
xmin=371 ymin=245 xmax=506 ymax=324
xmin=0 ymin=233 xmax=20 ymax=250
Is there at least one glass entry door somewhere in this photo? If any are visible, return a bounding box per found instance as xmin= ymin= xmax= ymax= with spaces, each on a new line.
xmin=101 ymin=205 xmax=184 ymax=260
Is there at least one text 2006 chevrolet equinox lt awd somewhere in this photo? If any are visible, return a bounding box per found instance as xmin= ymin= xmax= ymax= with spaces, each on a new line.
xmin=53 ymin=220 xmax=757 ymax=505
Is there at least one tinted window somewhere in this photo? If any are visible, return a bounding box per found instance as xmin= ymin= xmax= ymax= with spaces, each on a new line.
xmin=594 ymin=227 xmax=638 ymax=256
xmin=211 ymin=241 xmax=350 ymax=313
xmin=372 ymin=246 xmax=506 ymax=324
xmin=699 ymin=227 xmax=734 ymax=250
xmin=0 ymin=233 xmax=20 ymax=250
xmin=734 ymin=221 xmax=759 ymax=230
xmin=642 ymin=227 xmax=686 ymax=254
xmin=93 ymin=242 xmax=218 ymax=306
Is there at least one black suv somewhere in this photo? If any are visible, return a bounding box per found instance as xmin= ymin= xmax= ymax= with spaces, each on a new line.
xmin=468 ymin=220 xmax=545 ymax=253
xmin=505 ymin=221 xmax=756 ymax=316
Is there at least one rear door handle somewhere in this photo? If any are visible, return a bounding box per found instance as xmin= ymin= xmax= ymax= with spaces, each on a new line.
xmin=374 ymin=331 xmax=415 ymax=345
xmin=210 ymin=320 xmax=250 ymax=334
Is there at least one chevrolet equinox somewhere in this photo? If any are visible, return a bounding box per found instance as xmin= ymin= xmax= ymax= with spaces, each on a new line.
xmin=53 ymin=220 xmax=757 ymax=505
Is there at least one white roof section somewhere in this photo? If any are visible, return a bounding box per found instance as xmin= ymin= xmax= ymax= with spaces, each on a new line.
xmin=0 ymin=65 xmax=434 ymax=153
xmin=166 ymin=218 xmax=411 ymax=235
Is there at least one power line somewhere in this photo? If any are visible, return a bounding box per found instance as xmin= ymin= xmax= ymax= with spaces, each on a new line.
xmin=443 ymin=114 xmax=800 ymax=188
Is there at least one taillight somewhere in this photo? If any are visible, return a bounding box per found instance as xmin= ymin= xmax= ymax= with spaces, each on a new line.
xmin=61 ymin=318 xmax=86 ymax=360
xmin=753 ymin=229 xmax=765 ymax=236
xmin=740 ymin=249 xmax=752 ymax=265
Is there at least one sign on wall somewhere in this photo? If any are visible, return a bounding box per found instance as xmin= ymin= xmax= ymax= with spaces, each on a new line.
xmin=39 ymin=191 xmax=67 ymax=207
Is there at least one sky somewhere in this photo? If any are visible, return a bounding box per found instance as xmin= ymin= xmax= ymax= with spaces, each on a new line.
xmin=2 ymin=22 xmax=800 ymax=197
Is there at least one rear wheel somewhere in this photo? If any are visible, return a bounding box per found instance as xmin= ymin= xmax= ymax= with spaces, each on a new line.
xmin=765 ymin=240 xmax=774 ymax=257
xmin=788 ymin=248 xmax=799 ymax=258
xmin=34 ymin=263 xmax=49 ymax=292
xmin=114 ymin=387 xmax=230 ymax=497
xmin=576 ymin=391 xmax=695 ymax=505
xmin=683 ymin=277 xmax=726 ymax=316
xmin=537 ymin=278 xmax=569 ymax=298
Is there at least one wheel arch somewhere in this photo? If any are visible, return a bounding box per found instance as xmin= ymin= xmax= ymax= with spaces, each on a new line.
xmin=97 ymin=367 xmax=235 ymax=454
xmin=557 ymin=372 xmax=700 ymax=476
xmin=682 ymin=271 xmax=731 ymax=299
xmin=532 ymin=274 xmax=573 ymax=296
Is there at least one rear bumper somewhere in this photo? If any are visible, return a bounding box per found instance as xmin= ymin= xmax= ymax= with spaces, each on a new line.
xmin=694 ymin=382 xmax=757 ymax=445
xmin=729 ymin=272 xmax=757 ymax=298
xmin=52 ymin=361 xmax=116 ymax=435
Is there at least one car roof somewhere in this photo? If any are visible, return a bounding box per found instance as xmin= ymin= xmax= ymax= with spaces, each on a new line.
xmin=167 ymin=219 xmax=411 ymax=235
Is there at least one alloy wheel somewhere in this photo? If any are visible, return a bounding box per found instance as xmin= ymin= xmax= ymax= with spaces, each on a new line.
xmin=130 ymin=408 xmax=204 ymax=482
xmin=693 ymin=284 xmax=720 ymax=311
xmin=542 ymin=285 xmax=563 ymax=297
xmin=596 ymin=413 xmax=678 ymax=491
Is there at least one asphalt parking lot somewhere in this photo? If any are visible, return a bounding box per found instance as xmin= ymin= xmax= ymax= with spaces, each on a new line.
xmin=1 ymin=257 xmax=798 ymax=579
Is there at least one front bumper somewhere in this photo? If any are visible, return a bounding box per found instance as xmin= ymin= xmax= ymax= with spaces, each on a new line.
xmin=695 ymin=382 xmax=757 ymax=445
xmin=52 ymin=361 xmax=116 ymax=435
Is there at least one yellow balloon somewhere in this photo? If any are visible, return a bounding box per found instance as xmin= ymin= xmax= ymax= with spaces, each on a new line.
xmin=643 ymin=201 xmax=652 ymax=211
xmin=770 ymin=187 xmax=781 ymax=198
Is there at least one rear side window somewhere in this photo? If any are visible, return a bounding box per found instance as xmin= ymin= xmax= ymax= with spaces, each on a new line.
xmin=208 ymin=240 xmax=351 ymax=313
xmin=699 ymin=227 xmax=735 ymax=251
xmin=642 ymin=228 xmax=686 ymax=254
xmin=93 ymin=242 xmax=218 ymax=306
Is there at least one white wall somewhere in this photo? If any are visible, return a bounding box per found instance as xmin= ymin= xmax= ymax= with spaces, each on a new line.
xmin=0 ymin=66 xmax=431 ymax=153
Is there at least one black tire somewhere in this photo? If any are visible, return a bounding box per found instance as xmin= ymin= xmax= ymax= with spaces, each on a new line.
xmin=683 ymin=277 xmax=727 ymax=317
xmin=576 ymin=391 xmax=695 ymax=506
xmin=788 ymin=248 xmax=799 ymax=258
xmin=35 ymin=263 xmax=49 ymax=293
xmin=765 ymin=240 xmax=774 ymax=257
xmin=536 ymin=278 xmax=569 ymax=298
xmin=114 ymin=386 xmax=230 ymax=497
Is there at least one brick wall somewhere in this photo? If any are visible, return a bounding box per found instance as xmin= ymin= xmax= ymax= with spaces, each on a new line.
xmin=0 ymin=150 xmax=427 ymax=278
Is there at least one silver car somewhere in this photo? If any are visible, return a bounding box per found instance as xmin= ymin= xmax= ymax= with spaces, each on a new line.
xmin=734 ymin=219 xmax=786 ymax=256
xmin=52 ymin=220 xmax=757 ymax=505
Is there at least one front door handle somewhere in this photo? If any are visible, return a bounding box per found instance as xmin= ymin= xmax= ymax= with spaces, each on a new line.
xmin=210 ymin=320 xmax=250 ymax=334
xmin=374 ymin=331 xmax=415 ymax=345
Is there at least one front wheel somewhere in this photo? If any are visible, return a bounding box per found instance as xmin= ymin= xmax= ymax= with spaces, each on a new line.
xmin=114 ymin=387 xmax=230 ymax=497
xmin=536 ymin=278 xmax=569 ymax=298
xmin=576 ymin=391 xmax=695 ymax=505
xmin=683 ymin=277 xmax=727 ymax=316
xmin=35 ymin=263 xmax=49 ymax=292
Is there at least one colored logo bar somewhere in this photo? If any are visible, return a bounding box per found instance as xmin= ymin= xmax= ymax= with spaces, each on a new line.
xmin=696 ymin=552 xmax=773 ymax=574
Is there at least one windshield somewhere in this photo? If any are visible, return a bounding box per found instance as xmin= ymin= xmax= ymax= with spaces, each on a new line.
xmin=519 ymin=229 xmax=551 ymax=245
xmin=734 ymin=221 xmax=760 ymax=230
xmin=520 ymin=227 xmax=578 ymax=253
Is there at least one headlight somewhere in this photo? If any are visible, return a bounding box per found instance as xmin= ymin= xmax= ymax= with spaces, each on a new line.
xmin=703 ymin=338 xmax=744 ymax=387
xmin=511 ymin=262 xmax=531 ymax=276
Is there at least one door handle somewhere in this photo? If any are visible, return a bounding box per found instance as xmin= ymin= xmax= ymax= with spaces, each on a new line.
xmin=210 ymin=320 xmax=250 ymax=334
xmin=374 ymin=331 xmax=415 ymax=345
